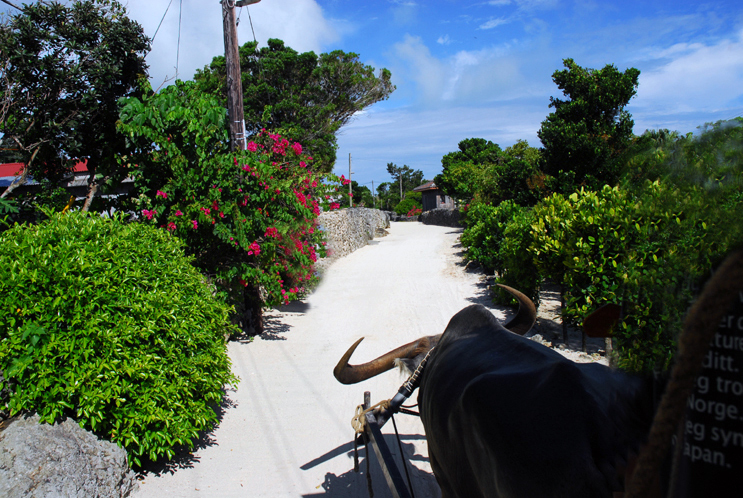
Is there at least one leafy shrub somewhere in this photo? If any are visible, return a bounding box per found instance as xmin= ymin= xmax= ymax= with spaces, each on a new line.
xmin=394 ymin=196 xmax=421 ymax=216
xmin=0 ymin=212 xmax=238 ymax=466
xmin=529 ymin=182 xmax=740 ymax=371
xmin=495 ymin=206 xmax=540 ymax=306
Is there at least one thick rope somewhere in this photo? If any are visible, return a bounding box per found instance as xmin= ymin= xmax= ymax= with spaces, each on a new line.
xmin=352 ymin=399 xmax=391 ymax=435
xmin=625 ymin=250 xmax=743 ymax=497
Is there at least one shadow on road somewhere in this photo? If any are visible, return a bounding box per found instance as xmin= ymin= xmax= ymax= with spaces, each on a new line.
xmin=301 ymin=434 xmax=440 ymax=498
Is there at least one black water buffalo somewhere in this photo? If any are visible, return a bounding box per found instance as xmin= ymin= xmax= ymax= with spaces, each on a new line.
xmin=334 ymin=285 xmax=655 ymax=498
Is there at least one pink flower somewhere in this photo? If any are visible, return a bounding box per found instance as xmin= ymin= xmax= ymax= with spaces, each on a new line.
xmin=175 ymin=210 xmax=183 ymax=216
xmin=265 ymin=227 xmax=279 ymax=238
xmin=330 ymin=202 xmax=340 ymax=210
xmin=247 ymin=141 xmax=258 ymax=152
xmin=167 ymin=222 xmax=176 ymax=232
xmin=249 ymin=241 xmax=261 ymax=255
xmin=156 ymin=190 xmax=167 ymax=199
xmin=292 ymin=142 xmax=302 ymax=155
xmin=299 ymin=161 xmax=307 ymax=168
xmin=191 ymin=220 xmax=198 ymax=229
xmin=142 ymin=209 xmax=156 ymax=220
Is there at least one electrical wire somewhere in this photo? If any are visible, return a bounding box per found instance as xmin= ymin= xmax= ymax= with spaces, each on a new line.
xmin=175 ymin=0 xmax=183 ymax=78
xmin=151 ymin=0 xmax=174 ymax=44
xmin=247 ymin=5 xmax=257 ymax=43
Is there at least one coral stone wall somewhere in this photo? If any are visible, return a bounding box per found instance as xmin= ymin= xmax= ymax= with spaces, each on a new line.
xmin=420 ymin=208 xmax=461 ymax=228
xmin=315 ymin=208 xmax=389 ymax=272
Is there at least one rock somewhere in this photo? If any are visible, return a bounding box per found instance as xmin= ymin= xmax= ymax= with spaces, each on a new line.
xmin=0 ymin=413 xmax=137 ymax=498
xmin=420 ymin=208 xmax=461 ymax=227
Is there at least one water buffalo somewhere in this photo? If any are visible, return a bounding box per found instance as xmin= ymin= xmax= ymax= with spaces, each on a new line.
xmin=334 ymin=285 xmax=655 ymax=498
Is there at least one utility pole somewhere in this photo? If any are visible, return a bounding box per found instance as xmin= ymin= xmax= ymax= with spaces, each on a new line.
xmin=372 ymin=180 xmax=375 ymax=209
xmin=348 ymin=153 xmax=353 ymax=208
xmin=222 ymin=0 xmax=260 ymax=151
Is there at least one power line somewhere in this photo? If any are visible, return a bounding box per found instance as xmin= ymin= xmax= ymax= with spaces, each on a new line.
xmin=176 ymin=0 xmax=183 ymax=79
xmin=247 ymin=5 xmax=257 ymax=43
xmin=151 ymin=0 xmax=174 ymax=43
xmin=0 ymin=0 xmax=21 ymax=11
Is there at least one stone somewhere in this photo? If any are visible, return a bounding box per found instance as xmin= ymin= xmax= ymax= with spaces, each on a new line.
xmin=0 ymin=413 xmax=137 ymax=498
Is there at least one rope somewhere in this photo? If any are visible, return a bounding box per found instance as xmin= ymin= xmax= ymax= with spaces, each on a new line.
xmin=625 ymin=250 xmax=743 ymax=497
xmin=351 ymin=399 xmax=391 ymax=435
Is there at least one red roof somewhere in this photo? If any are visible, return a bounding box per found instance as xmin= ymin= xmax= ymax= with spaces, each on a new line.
xmin=0 ymin=160 xmax=88 ymax=177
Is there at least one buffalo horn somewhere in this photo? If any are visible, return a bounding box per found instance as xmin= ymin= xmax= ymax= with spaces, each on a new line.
xmin=333 ymin=336 xmax=433 ymax=385
xmin=497 ymin=284 xmax=537 ymax=336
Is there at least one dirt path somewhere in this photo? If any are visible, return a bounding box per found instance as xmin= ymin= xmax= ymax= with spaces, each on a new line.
xmin=133 ymin=222 xmax=603 ymax=498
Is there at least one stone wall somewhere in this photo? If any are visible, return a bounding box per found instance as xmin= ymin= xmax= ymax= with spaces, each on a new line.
xmin=315 ymin=208 xmax=389 ymax=272
xmin=420 ymin=208 xmax=461 ymax=228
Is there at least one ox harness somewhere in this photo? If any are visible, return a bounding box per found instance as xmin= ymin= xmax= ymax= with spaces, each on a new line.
xmin=349 ymin=346 xmax=436 ymax=498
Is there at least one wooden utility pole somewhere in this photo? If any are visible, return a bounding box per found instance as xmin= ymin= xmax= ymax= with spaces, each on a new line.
xmin=372 ymin=180 xmax=375 ymax=209
xmin=222 ymin=0 xmax=261 ymax=151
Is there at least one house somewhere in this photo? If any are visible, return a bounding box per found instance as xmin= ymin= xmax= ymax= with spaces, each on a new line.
xmin=412 ymin=180 xmax=455 ymax=212
xmin=0 ymin=160 xmax=133 ymax=201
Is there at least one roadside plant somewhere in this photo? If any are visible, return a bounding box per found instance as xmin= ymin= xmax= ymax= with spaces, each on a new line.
xmin=118 ymin=80 xmax=342 ymax=332
xmin=0 ymin=211 xmax=237 ymax=466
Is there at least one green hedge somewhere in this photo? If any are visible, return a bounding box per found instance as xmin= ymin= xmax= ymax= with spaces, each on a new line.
xmin=0 ymin=212 xmax=238 ymax=466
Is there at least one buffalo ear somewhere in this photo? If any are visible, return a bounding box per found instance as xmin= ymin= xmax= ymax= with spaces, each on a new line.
xmin=395 ymin=357 xmax=416 ymax=376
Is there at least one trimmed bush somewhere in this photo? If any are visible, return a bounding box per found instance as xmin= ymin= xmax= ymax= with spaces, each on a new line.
xmin=0 ymin=212 xmax=238 ymax=466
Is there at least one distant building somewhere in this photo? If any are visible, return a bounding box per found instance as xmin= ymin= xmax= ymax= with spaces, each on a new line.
xmin=0 ymin=160 xmax=133 ymax=200
xmin=412 ymin=180 xmax=455 ymax=212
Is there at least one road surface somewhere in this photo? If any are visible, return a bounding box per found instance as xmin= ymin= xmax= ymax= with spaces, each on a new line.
xmin=133 ymin=222 xmax=531 ymax=497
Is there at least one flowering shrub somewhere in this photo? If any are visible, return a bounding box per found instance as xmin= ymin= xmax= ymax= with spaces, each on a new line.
xmin=407 ymin=207 xmax=422 ymax=217
xmin=119 ymin=81 xmax=342 ymax=331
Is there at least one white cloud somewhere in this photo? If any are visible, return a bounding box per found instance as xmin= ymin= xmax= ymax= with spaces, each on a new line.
xmin=125 ymin=0 xmax=338 ymax=87
xmin=437 ymin=34 xmax=452 ymax=45
xmin=479 ymin=17 xmax=509 ymax=30
xmin=488 ymin=0 xmax=512 ymax=6
xmin=633 ymin=29 xmax=743 ymax=115
xmin=389 ymin=35 xmax=549 ymax=107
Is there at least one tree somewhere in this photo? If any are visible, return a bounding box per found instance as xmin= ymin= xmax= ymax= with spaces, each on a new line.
xmin=376 ymin=182 xmax=400 ymax=210
xmin=195 ymin=39 xmax=395 ymax=173
xmin=385 ymin=163 xmax=424 ymax=198
xmin=0 ymin=0 xmax=150 ymax=209
xmin=434 ymin=138 xmax=503 ymax=204
xmin=538 ymin=58 xmax=640 ymax=193
xmin=339 ymin=181 xmax=372 ymax=208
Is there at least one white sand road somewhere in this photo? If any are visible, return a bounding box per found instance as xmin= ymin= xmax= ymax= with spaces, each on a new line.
xmin=133 ymin=221 xmax=603 ymax=498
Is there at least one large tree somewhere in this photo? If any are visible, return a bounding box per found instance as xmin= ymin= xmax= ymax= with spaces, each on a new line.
xmin=0 ymin=0 xmax=150 ymax=209
xmin=386 ymin=162 xmax=424 ymax=199
xmin=435 ymin=138 xmax=503 ymax=204
xmin=538 ymin=58 xmax=640 ymax=192
xmin=195 ymin=39 xmax=394 ymax=173
xmin=435 ymin=138 xmax=545 ymax=206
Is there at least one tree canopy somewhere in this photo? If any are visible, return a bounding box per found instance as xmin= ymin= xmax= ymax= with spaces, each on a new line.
xmin=194 ymin=38 xmax=395 ymax=173
xmin=435 ymin=138 xmax=543 ymax=206
xmin=537 ymin=58 xmax=640 ymax=192
xmin=385 ymin=162 xmax=424 ymax=198
xmin=0 ymin=0 xmax=150 ymax=208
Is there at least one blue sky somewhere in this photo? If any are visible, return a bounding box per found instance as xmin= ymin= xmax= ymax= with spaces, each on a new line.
xmin=3 ymin=1 xmax=743 ymax=191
